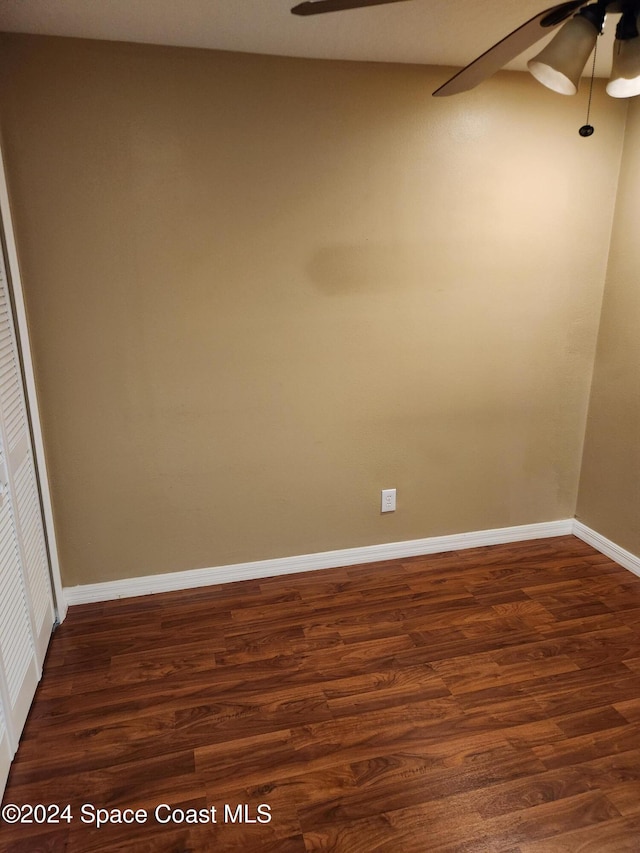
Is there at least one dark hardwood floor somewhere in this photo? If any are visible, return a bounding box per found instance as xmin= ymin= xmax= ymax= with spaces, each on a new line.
xmin=3 ymin=535 xmax=640 ymax=852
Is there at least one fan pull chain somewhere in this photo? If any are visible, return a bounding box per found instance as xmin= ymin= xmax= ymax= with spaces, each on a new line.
xmin=579 ymin=36 xmax=599 ymax=137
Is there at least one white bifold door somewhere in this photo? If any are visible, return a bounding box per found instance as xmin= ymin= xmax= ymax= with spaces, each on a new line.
xmin=0 ymin=233 xmax=55 ymax=794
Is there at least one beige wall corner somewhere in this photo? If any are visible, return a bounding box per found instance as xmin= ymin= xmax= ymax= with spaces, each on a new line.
xmin=0 ymin=34 xmax=627 ymax=585
xmin=577 ymin=99 xmax=640 ymax=559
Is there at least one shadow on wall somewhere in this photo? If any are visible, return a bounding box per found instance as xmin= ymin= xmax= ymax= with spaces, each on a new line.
xmin=306 ymin=242 xmax=466 ymax=295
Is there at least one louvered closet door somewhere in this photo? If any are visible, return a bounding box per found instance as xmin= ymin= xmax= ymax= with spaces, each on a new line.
xmin=0 ymin=236 xmax=55 ymax=783
xmin=0 ymin=686 xmax=11 ymax=792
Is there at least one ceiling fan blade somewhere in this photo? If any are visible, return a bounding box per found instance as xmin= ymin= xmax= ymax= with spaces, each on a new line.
xmin=292 ymin=0 xmax=411 ymax=15
xmin=433 ymin=0 xmax=591 ymax=96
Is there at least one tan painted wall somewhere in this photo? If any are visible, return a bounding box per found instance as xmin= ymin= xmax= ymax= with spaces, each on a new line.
xmin=0 ymin=34 xmax=627 ymax=585
xmin=576 ymin=99 xmax=640 ymax=558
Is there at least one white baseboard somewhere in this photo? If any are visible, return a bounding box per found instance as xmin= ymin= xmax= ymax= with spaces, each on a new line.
xmin=572 ymin=520 xmax=640 ymax=578
xmin=63 ymin=519 xmax=573 ymax=607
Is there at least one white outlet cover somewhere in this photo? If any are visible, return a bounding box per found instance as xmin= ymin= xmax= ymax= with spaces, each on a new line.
xmin=381 ymin=488 xmax=396 ymax=512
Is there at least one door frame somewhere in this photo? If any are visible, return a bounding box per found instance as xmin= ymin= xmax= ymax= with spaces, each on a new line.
xmin=0 ymin=143 xmax=66 ymax=624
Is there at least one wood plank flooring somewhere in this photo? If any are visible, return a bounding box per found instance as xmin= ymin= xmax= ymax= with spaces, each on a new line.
xmin=3 ymin=535 xmax=640 ymax=851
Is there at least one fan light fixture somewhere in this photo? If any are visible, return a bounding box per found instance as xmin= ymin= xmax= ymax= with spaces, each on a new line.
xmin=527 ymin=5 xmax=606 ymax=94
xmin=607 ymin=10 xmax=640 ymax=96
xmin=294 ymin=0 xmax=640 ymax=102
xmin=526 ymin=3 xmax=640 ymax=98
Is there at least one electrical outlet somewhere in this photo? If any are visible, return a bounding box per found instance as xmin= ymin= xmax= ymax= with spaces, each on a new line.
xmin=381 ymin=488 xmax=396 ymax=513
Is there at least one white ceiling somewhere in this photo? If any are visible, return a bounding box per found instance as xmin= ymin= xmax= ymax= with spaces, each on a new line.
xmin=0 ymin=0 xmax=617 ymax=77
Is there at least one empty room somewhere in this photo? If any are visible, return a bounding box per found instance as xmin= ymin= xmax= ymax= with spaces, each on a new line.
xmin=0 ymin=0 xmax=639 ymax=850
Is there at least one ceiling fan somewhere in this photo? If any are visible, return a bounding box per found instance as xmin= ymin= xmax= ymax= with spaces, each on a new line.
xmin=291 ymin=1 xmax=640 ymax=99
